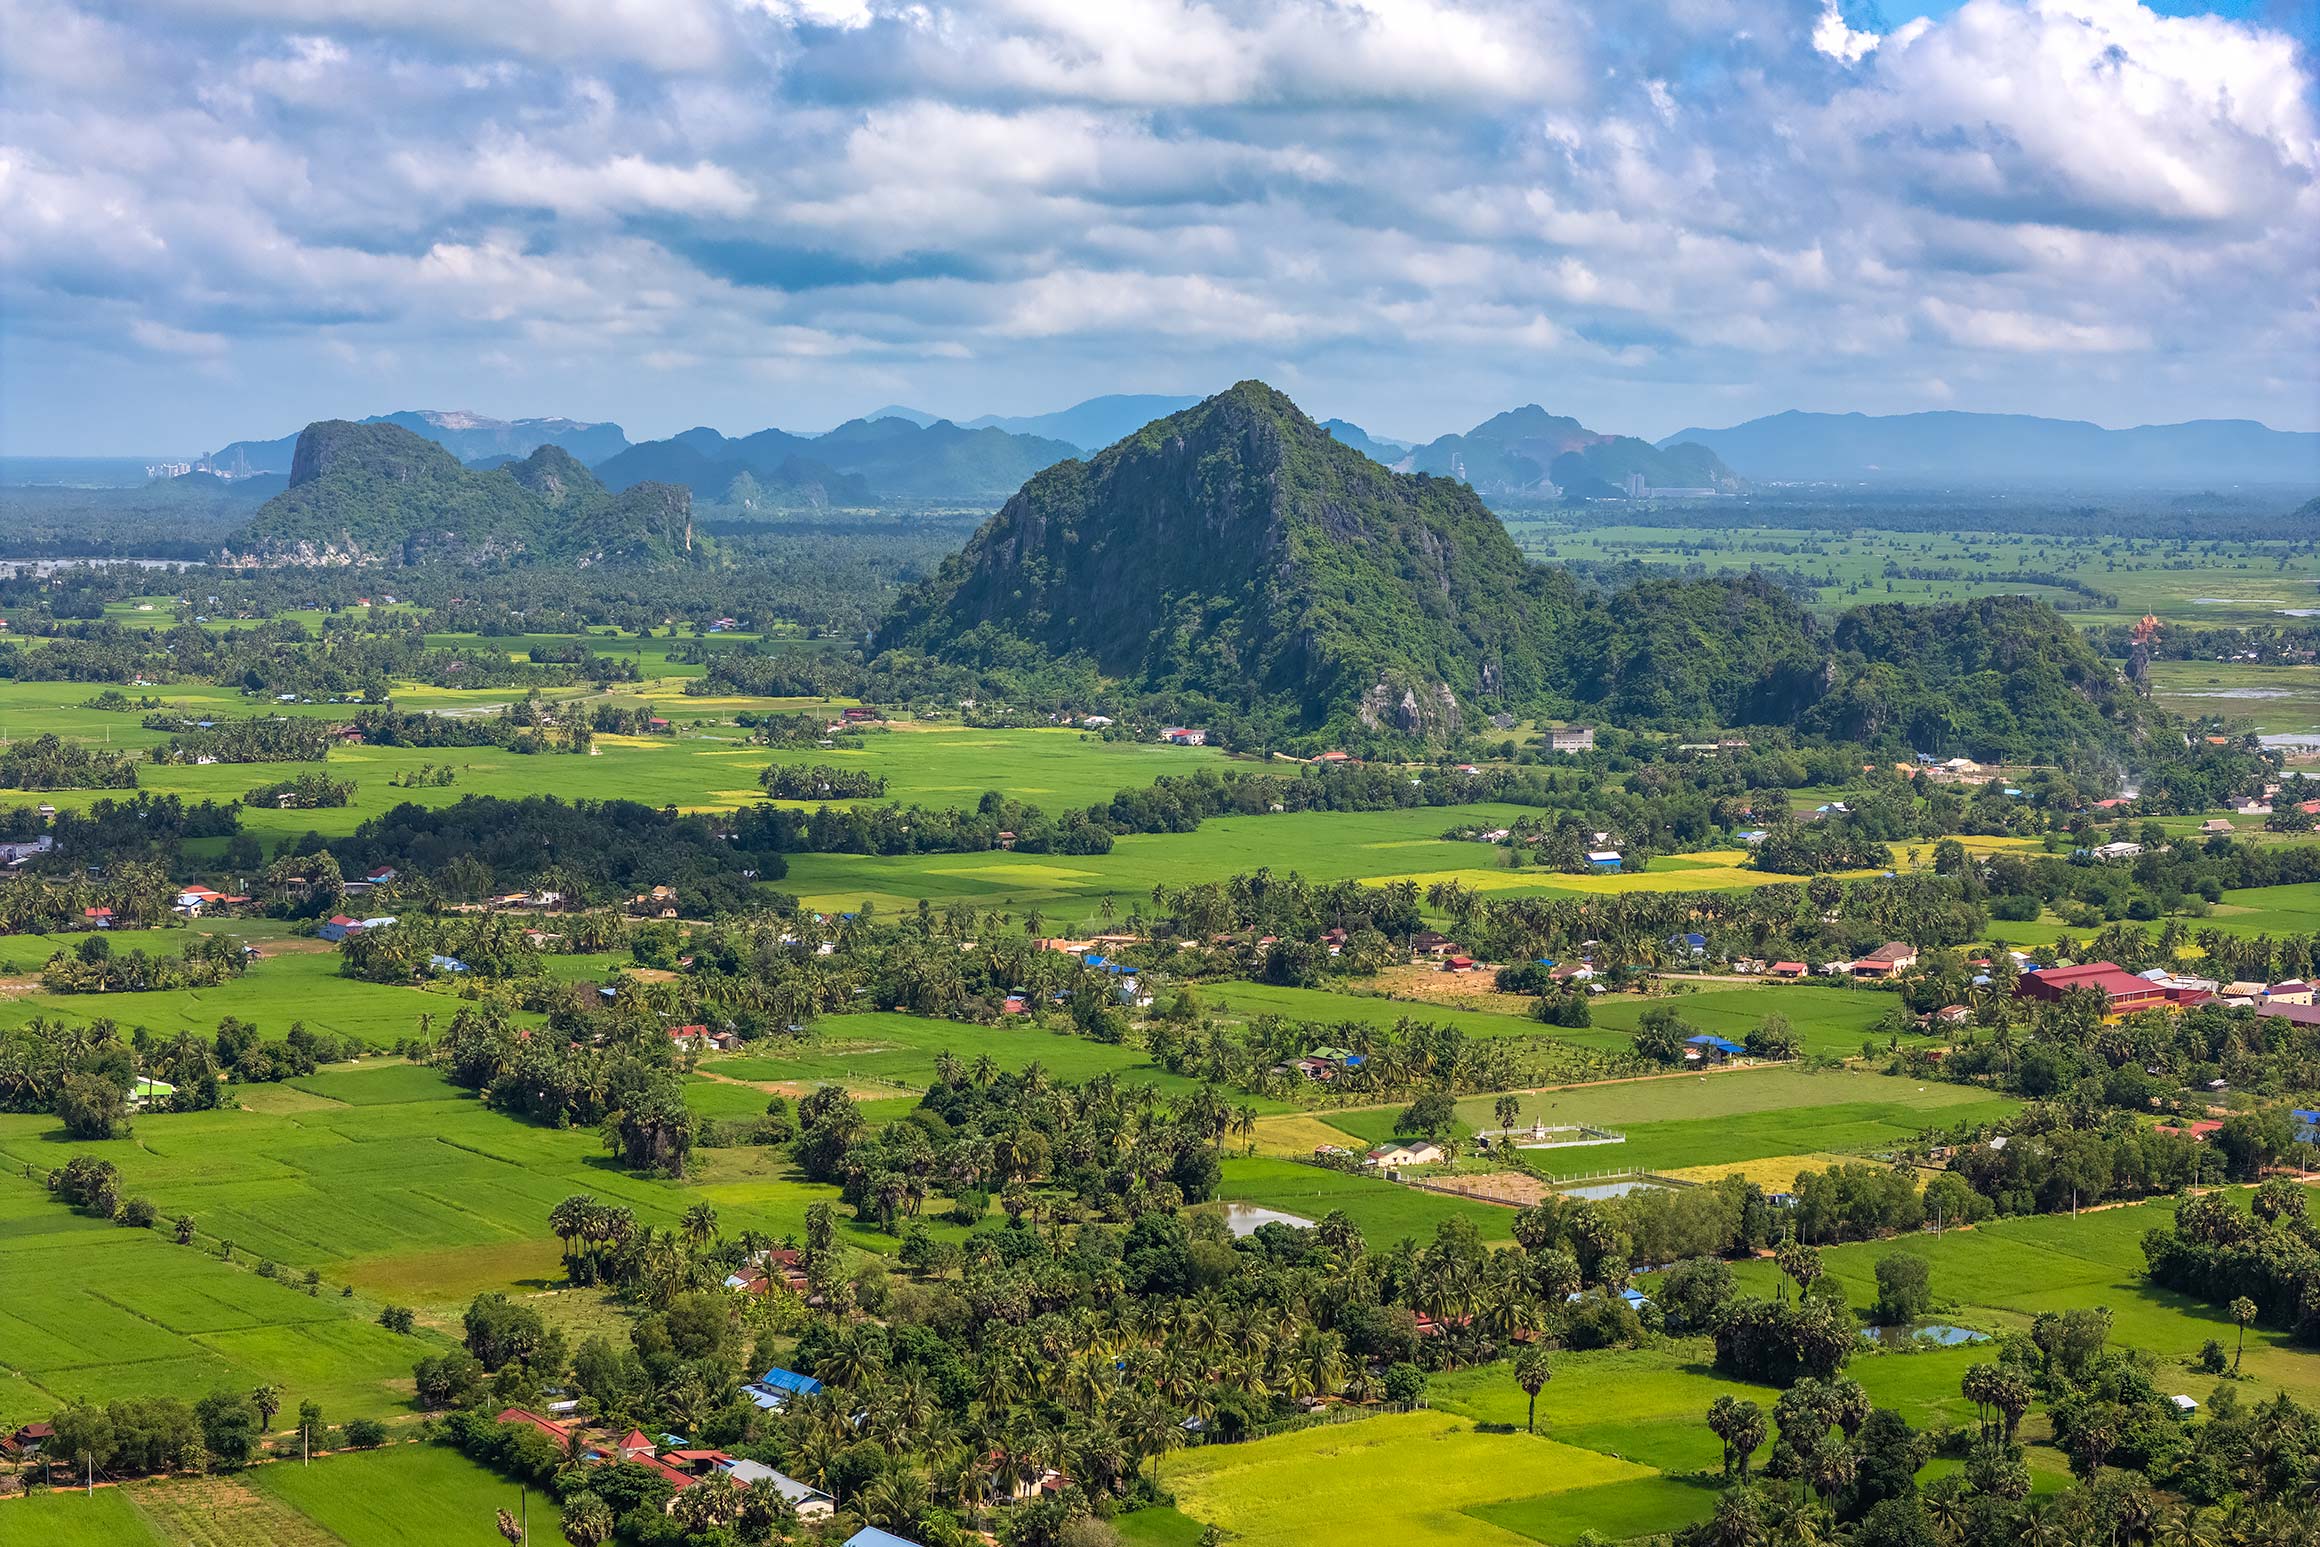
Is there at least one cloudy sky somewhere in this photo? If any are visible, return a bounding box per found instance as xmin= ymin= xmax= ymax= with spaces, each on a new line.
xmin=2 ymin=0 xmax=2315 ymax=455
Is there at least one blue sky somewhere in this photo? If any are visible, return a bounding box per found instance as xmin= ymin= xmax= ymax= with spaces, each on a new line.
xmin=2 ymin=0 xmax=2315 ymax=455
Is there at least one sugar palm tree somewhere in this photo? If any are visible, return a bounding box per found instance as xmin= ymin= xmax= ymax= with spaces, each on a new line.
xmin=1513 ymin=1345 xmax=1552 ymax=1434
xmin=2230 ymin=1296 xmax=2257 ymax=1373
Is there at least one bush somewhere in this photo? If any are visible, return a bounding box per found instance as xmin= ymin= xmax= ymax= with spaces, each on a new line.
xmin=1382 ymin=1362 xmax=1427 ymax=1405
xmin=342 ymin=1418 xmax=389 ymax=1448
xmin=1873 ymin=1253 xmax=1933 ymax=1326
xmin=118 ymin=1196 xmax=159 ymax=1229
xmin=378 ymin=1305 xmax=417 ymax=1334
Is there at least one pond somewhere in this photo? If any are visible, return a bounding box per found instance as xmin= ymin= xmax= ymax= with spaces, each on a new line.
xmin=1560 ymin=1179 xmax=1669 ymax=1202
xmin=1859 ymin=1323 xmax=1989 ymax=1348
xmin=1221 ymin=1203 xmax=1315 ymax=1237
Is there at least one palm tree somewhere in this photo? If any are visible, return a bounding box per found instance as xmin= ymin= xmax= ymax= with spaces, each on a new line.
xmin=1513 ymin=1345 xmax=1552 ymax=1434
xmin=251 ymin=1383 xmax=283 ymax=1434
xmin=2230 ymin=1296 xmax=2257 ymax=1373
xmin=560 ymin=1493 xmax=614 ymax=1547
xmin=681 ymin=1201 xmax=718 ymax=1252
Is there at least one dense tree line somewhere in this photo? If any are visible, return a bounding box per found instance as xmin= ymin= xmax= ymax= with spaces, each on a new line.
xmin=0 ymin=732 xmax=139 ymax=789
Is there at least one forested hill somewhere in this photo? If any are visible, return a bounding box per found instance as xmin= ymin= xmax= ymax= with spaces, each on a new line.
xmin=877 ymin=380 xmax=1584 ymax=738
xmin=877 ymin=383 xmax=2161 ymax=762
xmin=227 ymin=421 xmax=706 ymax=568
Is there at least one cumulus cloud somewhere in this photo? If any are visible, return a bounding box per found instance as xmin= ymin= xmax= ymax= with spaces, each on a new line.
xmin=0 ymin=0 xmax=2314 ymax=452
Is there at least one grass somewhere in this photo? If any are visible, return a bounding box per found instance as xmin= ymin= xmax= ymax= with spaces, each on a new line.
xmin=1445 ymin=1064 xmax=2002 ymax=1134
xmin=1471 ymin=1476 xmax=1721 ymax=1545
xmin=0 ymin=1175 xmax=437 ymax=1425
xmin=1162 ymin=1408 xmax=1656 ymax=1547
xmin=1213 ymin=1156 xmax=1518 ymax=1247
xmin=0 ymin=1485 xmax=169 ymax=1545
xmin=0 ymin=1061 xmax=916 ymax=1323
xmin=0 ymin=1444 xmax=574 ymax=1547
xmin=1501 ymin=523 xmax=2320 ymax=632
xmin=0 ymin=945 xmax=475 ymax=1051
xmin=1585 ymin=985 xmax=1892 ymax=1060
xmin=1727 ymin=1189 xmax=2320 ymax=1406
xmin=253 ymin=1442 xmax=576 ymax=1547
xmin=705 ymin=1010 xmax=1292 ymax=1108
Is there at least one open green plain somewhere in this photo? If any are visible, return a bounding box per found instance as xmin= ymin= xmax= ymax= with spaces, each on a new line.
xmin=703 ymin=1009 xmax=1295 ymax=1108
xmin=1503 ymin=524 xmax=2320 ymax=630
xmin=1160 ymin=1408 xmax=1659 ymax=1547
xmin=0 ymin=1172 xmax=442 ymax=1424
xmin=1727 ymin=1187 xmax=2320 ymax=1406
xmin=0 ymin=1442 xmax=571 ymax=1547
xmin=0 ymin=1060 xmax=949 ymax=1327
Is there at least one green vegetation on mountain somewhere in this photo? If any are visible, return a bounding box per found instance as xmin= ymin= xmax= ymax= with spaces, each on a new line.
xmin=879 ymin=383 xmax=2160 ymax=762
xmin=879 ymin=381 xmax=1581 ymax=739
xmin=230 ymin=422 xmax=706 ymax=567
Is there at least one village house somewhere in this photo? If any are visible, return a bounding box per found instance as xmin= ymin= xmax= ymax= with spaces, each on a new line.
xmin=0 ymin=835 xmax=54 ymax=865
xmin=1849 ymin=942 xmax=1918 ymax=978
xmin=741 ymin=1365 xmax=825 ymax=1411
xmin=1548 ymin=725 xmax=1595 ymax=753
xmin=2013 ymin=961 xmax=2169 ymax=1015
xmin=1159 ymin=726 xmax=1208 ymax=746
xmin=1366 ymin=1140 xmax=1444 ymax=1170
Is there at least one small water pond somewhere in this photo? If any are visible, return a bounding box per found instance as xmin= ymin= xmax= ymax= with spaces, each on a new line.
xmin=1859 ymin=1323 xmax=1989 ymax=1348
xmin=1222 ymin=1203 xmax=1315 ymax=1237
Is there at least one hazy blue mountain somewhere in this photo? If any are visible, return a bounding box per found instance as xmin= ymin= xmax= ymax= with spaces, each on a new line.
xmin=964 ymin=394 xmax=1202 ymax=450
xmin=860 ymin=404 xmax=941 ymax=427
xmin=206 ymin=411 xmax=628 ymax=476
xmin=1320 ymin=418 xmax=1409 ymax=462
xmin=1658 ymin=410 xmax=2320 ymax=485
xmin=596 ymin=416 xmax=1077 ymax=502
xmin=1407 ymin=405 xmax=1732 ymax=496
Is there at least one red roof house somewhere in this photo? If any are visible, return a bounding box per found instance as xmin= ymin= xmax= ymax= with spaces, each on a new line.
xmin=2013 ymin=962 xmax=2168 ymax=1014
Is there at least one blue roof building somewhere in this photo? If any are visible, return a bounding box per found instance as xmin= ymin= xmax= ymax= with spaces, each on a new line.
xmin=1686 ymin=1033 xmax=1745 ymax=1057
xmin=758 ymin=1366 xmax=823 ymax=1396
xmin=846 ymin=1530 xmax=926 ymax=1547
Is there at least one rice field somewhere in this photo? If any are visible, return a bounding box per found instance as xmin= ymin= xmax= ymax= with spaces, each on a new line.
xmin=1161 ymin=1408 xmax=1658 ymax=1547
xmin=0 ymin=1060 xmax=922 ymax=1319
xmin=0 ymin=1176 xmax=439 ymax=1424
xmin=0 ymin=1443 xmax=572 ymax=1547
xmin=1214 ymin=1157 xmax=1520 ymax=1247
xmin=1727 ymin=1187 xmax=2320 ymax=1406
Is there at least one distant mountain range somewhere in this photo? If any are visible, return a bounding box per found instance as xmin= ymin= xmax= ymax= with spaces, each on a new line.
xmin=1399 ymin=405 xmax=1733 ymax=497
xmin=1659 ymin=410 xmax=2320 ymax=485
xmin=596 ymin=418 xmax=1081 ymax=504
xmin=228 ymin=421 xmax=700 ymax=567
xmin=206 ymin=410 xmax=629 ymax=477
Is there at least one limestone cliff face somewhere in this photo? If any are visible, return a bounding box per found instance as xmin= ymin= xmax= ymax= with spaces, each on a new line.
xmin=233 ymin=422 xmax=702 ymax=569
xmin=879 ymin=381 xmax=1577 ymax=737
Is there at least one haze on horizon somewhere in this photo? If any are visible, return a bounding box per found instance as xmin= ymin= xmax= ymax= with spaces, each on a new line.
xmin=1 ymin=0 xmax=2316 ymax=457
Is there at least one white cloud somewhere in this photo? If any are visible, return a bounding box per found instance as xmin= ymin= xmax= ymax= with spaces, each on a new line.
xmin=1 ymin=0 xmax=2314 ymax=451
xmin=396 ymin=142 xmax=758 ymax=219
xmin=1810 ymin=1 xmax=1878 ymax=63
